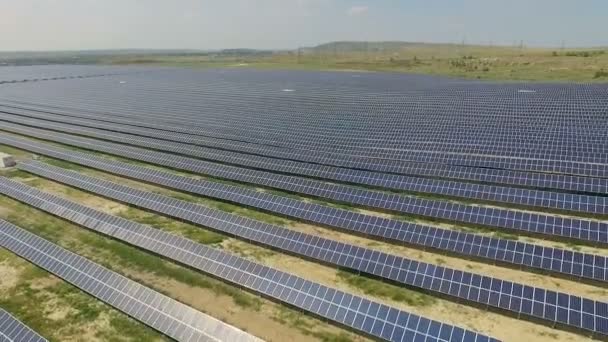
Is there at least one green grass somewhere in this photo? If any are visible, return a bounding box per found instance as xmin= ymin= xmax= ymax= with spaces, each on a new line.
xmin=0 ymin=195 xmax=261 ymax=311
xmin=272 ymin=306 xmax=355 ymax=342
xmin=337 ymin=270 xmax=436 ymax=307
xmin=0 ymin=169 xmax=32 ymax=179
xmin=0 ymin=253 xmax=164 ymax=341
xmin=41 ymin=157 xmax=88 ymax=171
xmin=0 ymin=144 xmax=33 ymax=158
xmin=107 ymin=44 xmax=608 ymax=82
xmin=594 ymin=69 xmax=608 ymax=79
xmin=492 ymin=231 xmax=519 ymax=241
xmin=117 ymin=207 xmax=226 ymax=245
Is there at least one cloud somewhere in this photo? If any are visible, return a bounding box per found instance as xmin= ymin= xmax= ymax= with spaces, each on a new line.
xmin=347 ymin=5 xmax=368 ymax=16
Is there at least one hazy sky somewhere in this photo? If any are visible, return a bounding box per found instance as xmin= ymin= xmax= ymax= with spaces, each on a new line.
xmin=1 ymin=0 xmax=607 ymax=51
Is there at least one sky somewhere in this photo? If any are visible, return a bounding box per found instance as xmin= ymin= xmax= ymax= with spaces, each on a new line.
xmin=1 ymin=0 xmax=607 ymax=51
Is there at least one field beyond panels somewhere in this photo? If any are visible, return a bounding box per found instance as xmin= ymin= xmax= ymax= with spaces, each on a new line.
xmin=0 ymin=65 xmax=607 ymax=342
xmin=105 ymin=44 xmax=608 ymax=82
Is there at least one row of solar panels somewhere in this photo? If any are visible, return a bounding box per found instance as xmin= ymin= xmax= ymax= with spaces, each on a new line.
xmin=4 ymin=98 xmax=607 ymax=161
xmin=0 ymin=109 xmax=605 ymax=177
xmin=1 ymin=127 xmax=606 ymax=248
xmin=2 ymin=81 xmax=606 ymax=146
xmin=0 ymin=309 xmax=47 ymax=342
xmin=1 ymin=102 xmax=605 ymax=163
xmin=2 ymin=138 xmax=606 ymax=284
xmin=7 ymin=163 xmax=608 ymax=337
xmin=0 ymin=74 xmax=117 ymax=86
xmin=0 ymin=182 xmax=497 ymax=342
xmin=2 ymin=108 xmax=608 ymax=211
xmin=4 ymin=104 xmax=607 ymax=175
xmin=0 ymin=220 xmax=263 ymax=342
xmin=2 ymin=108 xmax=607 ymax=200
xmin=1 ymin=90 xmax=605 ymax=158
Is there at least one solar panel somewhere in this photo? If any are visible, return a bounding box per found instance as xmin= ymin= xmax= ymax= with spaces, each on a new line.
xmin=1 ymin=175 xmax=605 ymax=337
xmin=0 ymin=309 xmax=47 ymax=342
xmin=0 ymin=221 xmax=262 ymax=342
xmin=0 ymin=111 xmax=606 ymax=215
xmin=0 ymin=214 xmax=496 ymax=342
xmin=3 ymin=127 xmax=606 ymax=246
xmin=15 ymin=159 xmax=608 ymax=283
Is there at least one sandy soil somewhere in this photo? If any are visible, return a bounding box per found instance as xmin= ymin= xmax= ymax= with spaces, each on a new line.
xmin=225 ymin=238 xmax=599 ymax=342
xmin=0 ymin=261 xmax=20 ymax=292
xmin=125 ymin=270 xmax=365 ymax=342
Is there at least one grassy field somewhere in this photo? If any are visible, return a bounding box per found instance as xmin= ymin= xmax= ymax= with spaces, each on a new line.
xmin=106 ymin=43 xmax=608 ymax=82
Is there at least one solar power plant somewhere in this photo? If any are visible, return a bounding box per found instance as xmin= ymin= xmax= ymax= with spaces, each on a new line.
xmin=0 ymin=309 xmax=47 ymax=342
xmin=0 ymin=219 xmax=263 ymax=342
xmin=0 ymin=177 xmax=499 ymax=342
xmin=0 ymin=66 xmax=607 ymax=342
xmin=2 ymin=124 xmax=606 ymax=246
xmin=1 ymin=172 xmax=606 ymax=338
xmin=1 ymin=138 xmax=605 ymax=284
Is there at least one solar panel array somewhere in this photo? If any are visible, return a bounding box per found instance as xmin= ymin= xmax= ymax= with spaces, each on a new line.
xmin=2 ymin=124 xmax=606 ymax=246
xmin=0 ymin=219 xmax=263 ymax=342
xmin=1 ymin=110 xmax=606 ymax=215
xmin=0 ymin=65 xmax=141 ymax=83
xmin=4 ymin=140 xmax=606 ymax=284
xmin=1 ymin=66 xmax=607 ymax=341
xmin=2 ymin=111 xmax=606 ymax=197
xmin=0 ymin=309 xmax=47 ymax=342
xmin=0 ymin=176 xmax=504 ymax=342
xmin=4 ymin=174 xmax=608 ymax=337
xmin=1 ymin=109 xmax=605 ymax=178
xmin=0 ymin=70 xmax=606 ymax=172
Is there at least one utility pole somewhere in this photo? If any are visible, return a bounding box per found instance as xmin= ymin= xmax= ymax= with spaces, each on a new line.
xmin=297 ymin=47 xmax=301 ymax=64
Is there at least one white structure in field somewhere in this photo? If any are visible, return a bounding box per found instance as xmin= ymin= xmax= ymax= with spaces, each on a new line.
xmin=0 ymin=153 xmax=15 ymax=168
